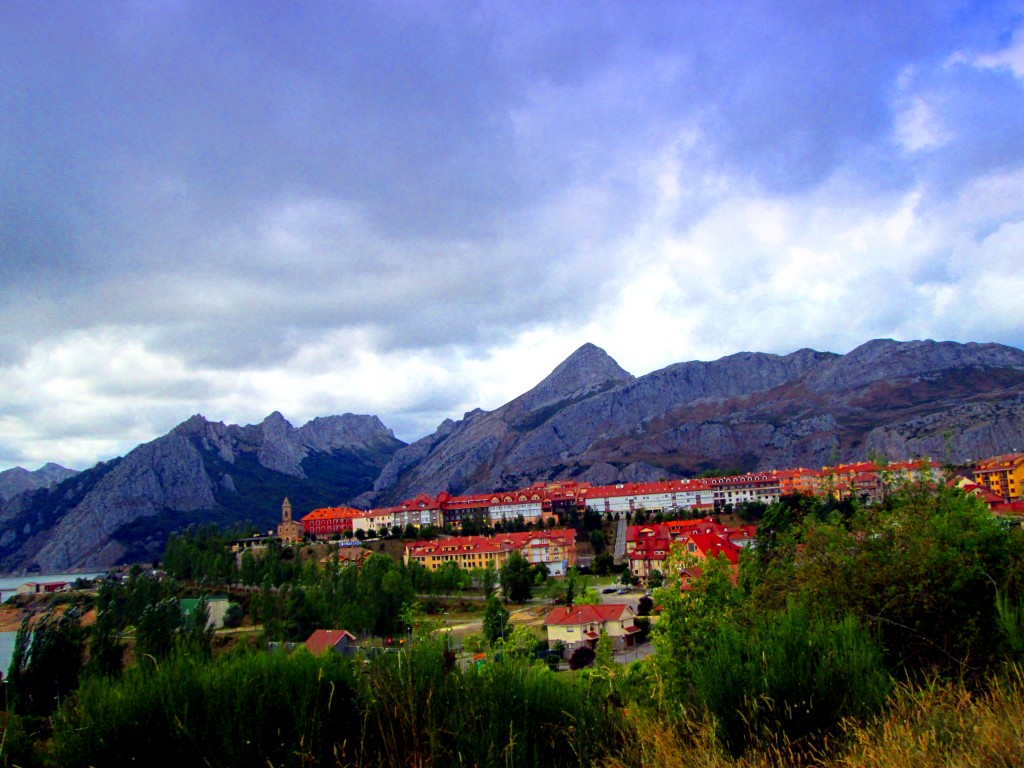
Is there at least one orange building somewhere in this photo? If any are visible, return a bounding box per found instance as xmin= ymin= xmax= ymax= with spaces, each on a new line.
xmin=301 ymin=505 xmax=365 ymax=538
xmin=973 ymin=453 xmax=1024 ymax=501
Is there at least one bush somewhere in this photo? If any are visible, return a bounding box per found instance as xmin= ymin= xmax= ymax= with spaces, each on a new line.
xmin=692 ymin=602 xmax=891 ymax=757
xmin=570 ymin=646 xmax=596 ymax=670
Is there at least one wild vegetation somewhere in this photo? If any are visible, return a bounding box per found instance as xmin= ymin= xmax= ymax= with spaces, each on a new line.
xmin=3 ymin=480 xmax=1024 ymax=766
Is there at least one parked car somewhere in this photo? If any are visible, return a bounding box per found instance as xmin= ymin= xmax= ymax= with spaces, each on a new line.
xmin=601 ymin=587 xmax=616 ymax=594
xmin=616 ymin=588 xmax=630 ymax=594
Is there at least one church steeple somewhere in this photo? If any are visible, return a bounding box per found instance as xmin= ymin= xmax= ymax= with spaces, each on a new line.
xmin=277 ymin=496 xmax=302 ymax=542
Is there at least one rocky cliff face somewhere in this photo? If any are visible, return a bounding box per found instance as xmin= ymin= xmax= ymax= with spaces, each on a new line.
xmin=5 ymin=337 xmax=1023 ymax=573
xmin=366 ymin=338 xmax=1024 ymax=503
xmin=0 ymin=413 xmax=405 ymax=572
xmin=0 ymin=463 xmax=78 ymax=502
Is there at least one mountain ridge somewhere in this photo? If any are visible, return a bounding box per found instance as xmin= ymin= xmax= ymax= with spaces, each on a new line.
xmin=3 ymin=337 xmax=1023 ymax=573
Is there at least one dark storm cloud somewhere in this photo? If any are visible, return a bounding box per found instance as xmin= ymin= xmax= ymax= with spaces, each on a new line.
xmin=2 ymin=0 xmax=1023 ymax=469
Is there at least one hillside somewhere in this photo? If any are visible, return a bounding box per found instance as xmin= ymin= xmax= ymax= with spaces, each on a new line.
xmin=362 ymin=338 xmax=1024 ymax=504
xmin=0 ymin=413 xmax=405 ymax=572
xmin=3 ymin=337 xmax=1024 ymax=574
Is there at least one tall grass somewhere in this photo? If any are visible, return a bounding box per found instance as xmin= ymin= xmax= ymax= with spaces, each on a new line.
xmin=48 ymin=642 xmax=630 ymax=767
xmin=357 ymin=640 xmax=630 ymax=766
xmin=51 ymin=649 xmax=359 ymax=768
xmin=691 ymin=603 xmax=891 ymax=759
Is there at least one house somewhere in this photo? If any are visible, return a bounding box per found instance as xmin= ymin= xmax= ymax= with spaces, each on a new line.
xmin=15 ymin=581 xmax=69 ymax=595
xmin=543 ymin=603 xmax=640 ymax=652
xmin=304 ymin=629 xmax=358 ymax=656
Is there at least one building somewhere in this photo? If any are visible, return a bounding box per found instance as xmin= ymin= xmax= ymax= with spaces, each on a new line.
xmin=973 ymin=453 xmax=1024 ymax=501
xmin=276 ymin=497 xmax=304 ymax=542
xmin=15 ymin=581 xmax=69 ymax=595
xmin=301 ymin=505 xmax=365 ymax=539
xmin=304 ymin=629 xmax=358 ymax=656
xmin=495 ymin=529 xmax=577 ymax=576
xmin=404 ymin=536 xmax=514 ymax=572
xmin=404 ymin=529 xmax=578 ymax=574
xmin=543 ymin=604 xmax=641 ymax=651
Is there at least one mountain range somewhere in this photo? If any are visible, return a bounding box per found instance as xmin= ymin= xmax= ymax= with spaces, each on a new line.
xmin=2 ymin=338 xmax=1023 ymax=573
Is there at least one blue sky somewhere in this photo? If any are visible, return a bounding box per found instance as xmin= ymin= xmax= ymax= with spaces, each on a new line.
xmin=2 ymin=1 xmax=1023 ymax=470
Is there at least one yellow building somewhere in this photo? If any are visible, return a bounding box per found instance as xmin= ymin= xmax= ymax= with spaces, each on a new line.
xmin=974 ymin=453 xmax=1024 ymax=500
xmin=404 ymin=536 xmax=513 ymax=571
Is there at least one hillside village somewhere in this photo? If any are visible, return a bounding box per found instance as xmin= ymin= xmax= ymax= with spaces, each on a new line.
xmin=221 ymin=450 xmax=1024 ymax=657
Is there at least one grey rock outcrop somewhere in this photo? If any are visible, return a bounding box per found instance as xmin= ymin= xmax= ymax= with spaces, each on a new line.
xmin=369 ymin=338 xmax=1024 ymax=502
xmin=0 ymin=463 xmax=78 ymax=502
xmin=0 ymin=412 xmax=405 ymax=572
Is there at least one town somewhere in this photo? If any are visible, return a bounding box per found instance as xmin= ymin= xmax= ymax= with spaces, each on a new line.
xmin=3 ymin=450 xmax=1023 ymax=767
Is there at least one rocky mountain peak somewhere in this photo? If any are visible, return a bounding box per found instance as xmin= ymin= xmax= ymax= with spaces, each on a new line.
xmin=503 ymin=343 xmax=634 ymax=424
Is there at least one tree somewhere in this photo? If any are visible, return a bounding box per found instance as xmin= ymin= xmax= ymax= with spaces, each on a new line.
xmin=482 ymin=595 xmax=510 ymax=645
xmin=496 ymin=625 xmax=539 ymax=660
xmin=8 ymin=607 xmax=86 ymax=716
xmin=592 ymin=553 xmax=614 ymax=576
xmin=595 ymin=631 xmax=615 ymax=669
xmin=136 ymin=598 xmax=182 ymax=661
xmin=500 ymin=553 xmax=533 ymax=603
xmin=181 ymin=595 xmax=214 ymax=656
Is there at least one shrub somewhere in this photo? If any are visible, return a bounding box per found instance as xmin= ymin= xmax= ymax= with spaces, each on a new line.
xmin=570 ymin=646 xmax=596 ymax=670
xmin=692 ymin=601 xmax=891 ymax=757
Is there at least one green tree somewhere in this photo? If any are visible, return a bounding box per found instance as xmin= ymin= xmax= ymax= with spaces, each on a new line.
xmin=595 ymin=631 xmax=615 ymax=669
xmin=135 ymin=598 xmax=181 ymax=662
xmin=9 ymin=607 xmax=86 ymax=716
xmin=180 ymin=595 xmax=214 ymax=657
xmin=482 ymin=595 xmax=510 ymax=646
xmin=500 ymin=553 xmax=533 ymax=603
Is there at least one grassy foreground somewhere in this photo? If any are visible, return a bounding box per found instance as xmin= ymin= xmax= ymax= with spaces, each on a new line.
xmin=3 ymin=648 xmax=1024 ymax=767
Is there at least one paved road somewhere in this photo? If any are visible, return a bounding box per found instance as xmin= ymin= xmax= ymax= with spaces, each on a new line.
xmin=613 ymin=514 xmax=627 ymax=562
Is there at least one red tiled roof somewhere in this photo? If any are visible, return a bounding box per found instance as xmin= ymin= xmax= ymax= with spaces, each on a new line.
xmin=544 ymin=604 xmax=633 ymax=626
xmin=684 ymin=532 xmax=742 ymax=564
xmin=302 ymin=506 xmax=365 ymax=522
xmin=304 ymin=629 xmax=356 ymax=654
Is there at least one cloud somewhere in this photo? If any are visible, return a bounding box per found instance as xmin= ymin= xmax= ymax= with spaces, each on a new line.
xmin=1 ymin=1 xmax=1023 ymax=470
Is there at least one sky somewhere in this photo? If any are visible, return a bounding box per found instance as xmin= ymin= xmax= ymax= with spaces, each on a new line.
xmin=2 ymin=1 xmax=1024 ymax=472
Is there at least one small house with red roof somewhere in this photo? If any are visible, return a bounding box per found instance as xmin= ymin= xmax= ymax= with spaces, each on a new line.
xmin=304 ymin=629 xmax=358 ymax=656
xmin=543 ymin=603 xmax=640 ymax=652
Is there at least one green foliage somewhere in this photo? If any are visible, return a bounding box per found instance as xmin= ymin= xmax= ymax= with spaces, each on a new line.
xmin=47 ymin=639 xmax=633 ymax=767
xmin=495 ymin=625 xmax=540 ymax=660
xmin=482 ymin=595 xmax=510 ymax=645
xmin=500 ymin=552 xmax=533 ymax=603
xmin=135 ymin=598 xmax=182 ymax=662
xmin=749 ymin=483 xmax=1021 ymax=679
xmin=693 ymin=601 xmax=891 ymax=756
xmin=652 ymin=548 xmax=741 ymax=702
xmin=8 ymin=607 xmax=86 ymax=717
xmin=595 ymin=631 xmax=615 ymax=669
xmin=592 ymin=552 xmax=614 ymax=575
xmin=51 ymin=649 xmax=360 ymax=768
